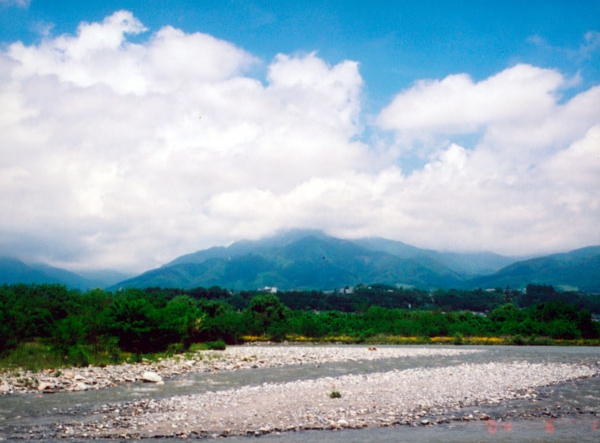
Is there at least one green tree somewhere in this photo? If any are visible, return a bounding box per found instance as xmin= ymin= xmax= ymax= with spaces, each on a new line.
xmin=51 ymin=316 xmax=90 ymax=366
xmin=106 ymin=294 xmax=157 ymax=355
xmin=288 ymin=311 xmax=327 ymax=338
xmin=245 ymin=294 xmax=291 ymax=338
xmin=198 ymin=299 xmax=244 ymax=343
xmin=158 ymin=295 xmax=202 ymax=348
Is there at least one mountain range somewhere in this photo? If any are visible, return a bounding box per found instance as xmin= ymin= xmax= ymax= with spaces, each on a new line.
xmin=0 ymin=257 xmax=131 ymax=290
xmin=2 ymin=231 xmax=599 ymax=292
xmin=112 ymin=230 xmax=599 ymax=292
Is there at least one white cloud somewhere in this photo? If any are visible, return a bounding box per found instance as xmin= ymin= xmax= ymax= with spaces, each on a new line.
xmin=377 ymin=64 xmax=563 ymax=140
xmin=369 ymin=62 xmax=600 ymax=253
xmin=8 ymin=11 xmax=147 ymax=93
xmin=479 ymin=84 xmax=600 ymax=158
xmin=541 ymin=124 xmax=600 ymax=196
xmin=149 ymin=26 xmax=258 ymax=87
xmin=0 ymin=11 xmax=368 ymax=270
xmin=0 ymin=11 xmax=598 ymax=272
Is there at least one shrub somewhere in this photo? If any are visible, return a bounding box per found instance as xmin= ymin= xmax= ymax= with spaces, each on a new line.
xmin=166 ymin=342 xmax=186 ymax=356
xmin=511 ymin=334 xmax=525 ymax=346
xmin=67 ymin=345 xmax=90 ymax=367
xmin=205 ymin=339 xmax=226 ymax=350
xmin=453 ymin=332 xmax=464 ymax=345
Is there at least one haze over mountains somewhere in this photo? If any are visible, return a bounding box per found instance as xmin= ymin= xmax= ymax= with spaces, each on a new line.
xmin=2 ymin=230 xmax=597 ymax=292
xmin=0 ymin=257 xmax=131 ymax=290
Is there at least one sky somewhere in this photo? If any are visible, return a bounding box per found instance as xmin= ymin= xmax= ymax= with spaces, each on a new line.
xmin=0 ymin=0 xmax=599 ymax=273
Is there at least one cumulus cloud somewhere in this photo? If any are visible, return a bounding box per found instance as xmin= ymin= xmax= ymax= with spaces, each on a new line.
xmin=0 ymin=11 xmax=368 ymax=270
xmin=541 ymin=124 xmax=600 ymax=209
xmin=372 ymin=62 xmax=599 ymax=253
xmin=0 ymin=11 xmax=598 ymax=272
xmin=377 ymin=64 xmax=563 ymax=139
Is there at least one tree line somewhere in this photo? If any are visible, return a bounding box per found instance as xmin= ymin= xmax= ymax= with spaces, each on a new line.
xmin=0 ymin=283 xmax=598 ymax=367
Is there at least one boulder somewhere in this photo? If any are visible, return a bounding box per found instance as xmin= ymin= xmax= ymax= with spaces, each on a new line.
xmin=72 ymin=382 xmax=90 ymax=391
xmin=0 ymin=381 xmax=12 ymax=394
xmin=37 ymin=381 xmax=56 ymax=393
xmin=141 ymin=371 xmax=163 ymax=383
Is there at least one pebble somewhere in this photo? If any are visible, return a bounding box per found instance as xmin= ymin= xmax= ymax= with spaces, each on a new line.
xmin=23 ymin=347 xmax=600 ymax=439
xmin=0 ymin=345 xmax=481 ymax=395
xmin=3 ymin=345 xmax=599 ymax=440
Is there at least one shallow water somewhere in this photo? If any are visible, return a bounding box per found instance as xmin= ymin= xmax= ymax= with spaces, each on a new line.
xmin=1 ymin=345 xmax=599 ymax=442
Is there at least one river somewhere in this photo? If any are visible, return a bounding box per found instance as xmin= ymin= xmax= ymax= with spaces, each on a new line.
xmin=1 ymin=345 xmax=599 ymax=442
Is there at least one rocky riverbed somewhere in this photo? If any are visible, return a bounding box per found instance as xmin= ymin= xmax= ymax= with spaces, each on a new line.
xmin=3 ymin=345 xmax=599 ymax=440
xmin=0 ymin=345 xmax=481 ymax=395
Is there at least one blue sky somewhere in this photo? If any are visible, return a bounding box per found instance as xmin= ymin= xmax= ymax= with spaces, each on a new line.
xmin=0 ymin=0 xmax=599 ymax=272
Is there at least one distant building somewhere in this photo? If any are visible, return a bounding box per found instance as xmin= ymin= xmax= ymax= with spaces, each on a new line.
xmin=260 ymin=286 xmax=278 ymax=294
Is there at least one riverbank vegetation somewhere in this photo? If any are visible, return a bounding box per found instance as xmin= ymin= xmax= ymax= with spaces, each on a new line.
xmin=1 ymin=283 xmax=599 ymax=370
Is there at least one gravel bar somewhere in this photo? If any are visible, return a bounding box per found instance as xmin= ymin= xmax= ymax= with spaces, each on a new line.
xmin=0 ymin=345 xmax=481 ymax=395
xmin=26 ymin=346 xmax=599 ymax=439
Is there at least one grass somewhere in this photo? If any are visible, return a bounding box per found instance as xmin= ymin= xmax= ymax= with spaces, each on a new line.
xmin=0 ymin=342 xmax=64 ymax=372
xmin=329 ymin=390 xmax=342 ymax=399
xmin=0 ymin=341 xmax=160 ymax=372
xmin=189 ymin=340 xmax=227 ymax=351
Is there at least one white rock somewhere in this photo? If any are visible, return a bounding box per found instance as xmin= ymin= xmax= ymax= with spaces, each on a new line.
xmin=72 ymin=382 xmax=89 ymax=391
xmin=37 ymin=381 xmax=55 ymax=392
xmin=142 ymin=371 xmax=163 ymax=383
xmin=0 ymin=381 xmax=12 ymax=393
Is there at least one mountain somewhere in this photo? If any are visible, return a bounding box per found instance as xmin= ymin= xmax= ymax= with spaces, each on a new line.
xmin=0 ymin=257 xmax=132 ymax=289
xmin=112 ymin=232 xmax=485 ymax=291
xmin=5 ymin=232 xmax=596 ymax=292
xmin=344 ymin=237 xmax=427 ymax=259
xmin=168 ymin=231 xmax=514 ymax=276
xmin=164 ymin=229 xmax=329 ymax=267
xmin=465 ymin=246 xmax=600 ymax=292
xmin=353 ymin=237 xmax=515 ymax=276
xmin=0 ymin=257 xmax=63 ymax=285
xmin=74 ymin=269 xmax=134 ymax=288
